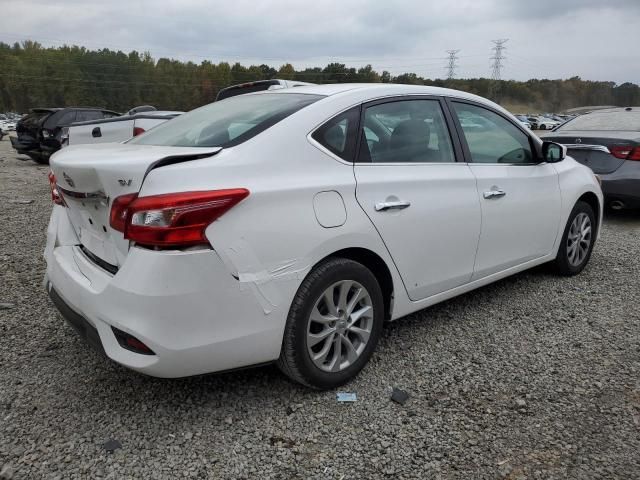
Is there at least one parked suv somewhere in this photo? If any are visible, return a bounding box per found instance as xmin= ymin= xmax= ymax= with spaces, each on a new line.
xmin=11 ymin=107 xmax=119 ymax=163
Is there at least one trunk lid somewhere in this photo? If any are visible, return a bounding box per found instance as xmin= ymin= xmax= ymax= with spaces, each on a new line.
xmin=50 ymin=143 xmax=221 ymax=267
xmin=545 ymin=130 xmax=640 ymax=174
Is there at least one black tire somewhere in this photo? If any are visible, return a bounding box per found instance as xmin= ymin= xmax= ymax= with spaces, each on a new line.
xmin=277 ymin=257 xmax=384 ymax=389
xmin=539 ymin=124 xmax=547 ymax=130
xmin=553 ymin=201 xmax=596 ymax=276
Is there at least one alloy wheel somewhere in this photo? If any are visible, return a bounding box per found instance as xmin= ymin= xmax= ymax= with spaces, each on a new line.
xmin=306 ymin=280 xmax=374 ymax=372
xmin=567 ymin=212 xmax=592 ymax=267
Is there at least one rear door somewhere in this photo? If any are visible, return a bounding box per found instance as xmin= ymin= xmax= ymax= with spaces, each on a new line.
xmin=449 ymin=100 xmax=561 ymax=279
xmin=352 ymin=97 xmax=481 ymax=301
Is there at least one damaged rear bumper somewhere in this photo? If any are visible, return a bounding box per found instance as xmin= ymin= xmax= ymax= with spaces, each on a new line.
xmin=44 ymin=206 xmax=291 ymax=378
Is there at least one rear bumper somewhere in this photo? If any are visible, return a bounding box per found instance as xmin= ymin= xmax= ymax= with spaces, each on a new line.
xmin=10 ymin=135 xmax=38 ymax=153
xmin=44 ymin=206 xmax=290 ymax=378
xmin=600 ymin=160 xmax=640 ymax=208
xmin=48 ymin=287 xmax=106 ymax=357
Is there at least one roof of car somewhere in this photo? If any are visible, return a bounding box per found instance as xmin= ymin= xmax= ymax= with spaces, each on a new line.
xmin=272 ymin=83 xmax=497 ymax=105
xmin=588 ymin=106 xmax=640 ymax=114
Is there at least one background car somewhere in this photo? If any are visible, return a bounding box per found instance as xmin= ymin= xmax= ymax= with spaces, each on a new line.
xmin=545 ymin=106 xmax=640 ymax=210
xmin=515 ymin=115 xmax=532 ymax=129
xmin=527 ymin=116 xmax=559 ymax=130
xmin=215 ymin=79 xmax=315 ymax=101
xmin=45 ymin=84 xmax=601 ymax=389
xmin=63 ymin=107 xmax=183 ymax=147
xmin=11 ymin=107 xmax=119 ymax=163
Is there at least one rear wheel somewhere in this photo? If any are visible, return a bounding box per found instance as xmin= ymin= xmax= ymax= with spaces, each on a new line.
xmin=553 ymin=201 xmax=596 ymax=275
xmin=277 ymin=258 xmax=384 ymax=389
xmin=539 ymin=124 xmax=547 ymax=130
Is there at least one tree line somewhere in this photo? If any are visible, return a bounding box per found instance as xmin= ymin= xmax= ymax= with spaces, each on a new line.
xmin=1 ymin=41 xmax=639 ymax=114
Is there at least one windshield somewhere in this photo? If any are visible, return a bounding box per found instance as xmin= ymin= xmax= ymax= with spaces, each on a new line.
xmin=130 ymin=93 xmax=323 ymax=147
xmin=559 ymin=111 xmax=640 ymax=131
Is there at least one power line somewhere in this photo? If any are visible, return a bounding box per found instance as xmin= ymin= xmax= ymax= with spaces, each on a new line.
xmin=445 ymin=50 xmax=460 ymax=80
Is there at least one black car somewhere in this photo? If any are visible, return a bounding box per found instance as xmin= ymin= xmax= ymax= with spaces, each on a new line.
xmin=11 ymin=107 xmax=120 ymax=164
xmin=545 ymin=107 xmax=640 ymax=210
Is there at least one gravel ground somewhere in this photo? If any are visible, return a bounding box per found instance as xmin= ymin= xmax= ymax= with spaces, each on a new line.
xmin=0 ymin=136 xmax=639 ymax=479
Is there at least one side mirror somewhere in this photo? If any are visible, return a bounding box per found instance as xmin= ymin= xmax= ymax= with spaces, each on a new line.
xmin=542 ymin=141 xmax=566 ymax=163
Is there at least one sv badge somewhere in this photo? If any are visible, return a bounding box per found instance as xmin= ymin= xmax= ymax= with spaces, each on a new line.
xmin=118 ymin=179 xmax=132 ymax=187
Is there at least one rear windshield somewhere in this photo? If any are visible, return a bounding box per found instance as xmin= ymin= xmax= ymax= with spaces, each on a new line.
xmin=130 ymin=93 xmax=323 ymax=147
xmin=559 ymin=111 xmax=640 ymax=131
xmin=21 ymin=111 xmax=52 ymax=128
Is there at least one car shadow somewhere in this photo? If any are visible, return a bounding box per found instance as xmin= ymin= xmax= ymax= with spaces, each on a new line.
xmin=67 ymin=262 xmax=556 ymax=409
xmin=603 ymin=208 xmax=640 ymax=225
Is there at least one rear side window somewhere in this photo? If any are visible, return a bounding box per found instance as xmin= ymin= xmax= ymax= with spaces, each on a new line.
xmin=76 ymin=111 xmax=103 ymax=122
xmin=452 ymin=102 xmax=533 ymax=164
xmin=52 ymin=111 xmax=77 ymax=127
xmin=130 ymin=93 xmax=323 ymax=148
xmin=311 ymin=106 xmax=360 ymax=161
xmin=358 ymin=99 xmax=455 ymax=163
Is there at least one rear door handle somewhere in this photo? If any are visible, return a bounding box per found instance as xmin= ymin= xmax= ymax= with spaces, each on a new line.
xmin=483 ymin=189 xmax=506 ymax=199
xmin=92 ymin=127 xmax=101 ymax=138
xmin=375 ymin=200 xmax=411 ymax=211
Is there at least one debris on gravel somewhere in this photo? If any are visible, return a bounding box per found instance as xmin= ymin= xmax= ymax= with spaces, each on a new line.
xmin=390 ymin=388 xmax=410 ymax=405
xmin=0 ymin=138 xmax=639 ymax=479
xmin=102 ymin=439 xmax=122 ymax=454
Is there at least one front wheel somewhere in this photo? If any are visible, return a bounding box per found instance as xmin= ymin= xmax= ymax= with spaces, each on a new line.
xmin=277 ymin=258 xmax=384 ymax=389
xmin=539 ymin=124 xmax=547 ymax=130
xmin=553 ymin=201 xmax=596 ymax=275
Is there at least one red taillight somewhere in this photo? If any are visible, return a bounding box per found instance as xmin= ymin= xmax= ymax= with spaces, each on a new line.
xmin=109 ymin=192 xmax=138 ymax=232
xmin=628 ymin=147 xmax=640 ymax=161
xmin=109 ymin=189 xmax=249 ymax=247
xmin=133 ymin=126 xmax=145 ymax=136
xmin=48 ymin=171 xmax=65 ymax=206
xmin=611 ymin=145 xmax=640 ymax=160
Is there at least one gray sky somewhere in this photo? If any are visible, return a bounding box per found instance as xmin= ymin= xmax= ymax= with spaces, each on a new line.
xmin=2 ymin=0 xmax=639 ymax=83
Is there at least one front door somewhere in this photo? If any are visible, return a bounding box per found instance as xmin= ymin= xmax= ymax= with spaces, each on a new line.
xmin=450 ymin=101 xmax=561 ymax=279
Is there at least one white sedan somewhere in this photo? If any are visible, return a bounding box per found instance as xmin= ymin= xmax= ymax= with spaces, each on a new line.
xmin=45 ymin=84 xmax=602 ymax=389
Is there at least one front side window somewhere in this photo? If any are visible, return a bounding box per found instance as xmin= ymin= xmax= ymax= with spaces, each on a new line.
xmin=130 ymin=93 xmax=323 ymax=148
xmin=453 ymin=102 xmax=534 ymax=164
xmin=311 ymin=106 xmax=360 ymax=161
xmin=358 ymin=99 xmax=455 ymax=163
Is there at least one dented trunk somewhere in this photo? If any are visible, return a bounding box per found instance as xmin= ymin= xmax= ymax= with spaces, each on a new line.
xmin=50 ymin=143 xmax=221 ymax=267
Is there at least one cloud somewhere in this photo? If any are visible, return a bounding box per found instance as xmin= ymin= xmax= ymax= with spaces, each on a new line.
xmin=1 ymin=0 xmax=639 ymax=83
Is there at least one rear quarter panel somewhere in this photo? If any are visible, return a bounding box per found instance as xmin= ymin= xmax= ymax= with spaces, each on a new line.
xmin=138 ymin=107 xmax=407 ymax=327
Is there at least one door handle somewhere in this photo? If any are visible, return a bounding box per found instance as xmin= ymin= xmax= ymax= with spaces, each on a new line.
xmin=483 ymin=189 xmax=506 ymax=199
xmin=92 ymin=127 xmax=101 ymax=138
xmin=375 ymin=200 xmax=411 ymax=212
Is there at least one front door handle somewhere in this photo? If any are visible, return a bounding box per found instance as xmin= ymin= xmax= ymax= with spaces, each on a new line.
xmin=92 ymin=127 xmax=102 ymax=138
xmin=483 ymin=189 xmax=506 ymax=199
xmin=375 ymin=200 xmax=411 ymax=212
